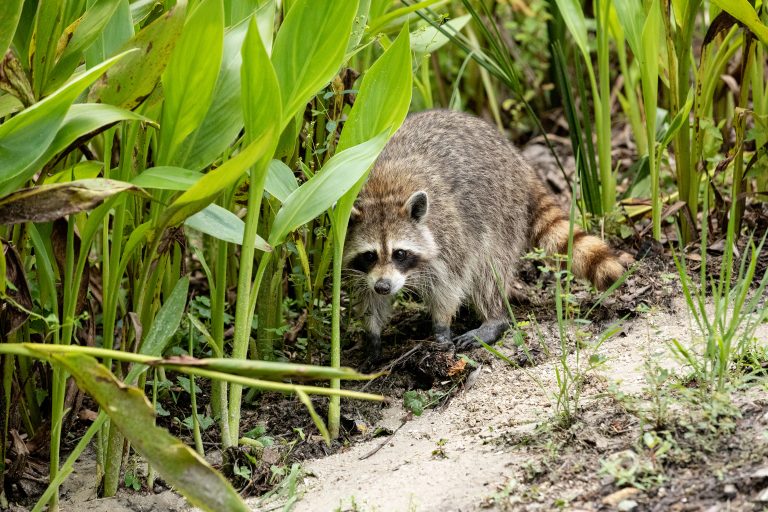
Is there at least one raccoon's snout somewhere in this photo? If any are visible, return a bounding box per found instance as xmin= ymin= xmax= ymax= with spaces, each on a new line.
xmin=373 ymin=279 xmax=392 ymax=295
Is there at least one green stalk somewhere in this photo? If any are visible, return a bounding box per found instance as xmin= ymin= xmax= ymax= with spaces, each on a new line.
xmin=328 ymin=236 xmax=344 ymax=439
xmin=189 ymin=324 xmax=204 ymax=456
xmin=228 ymin=159 xmax=271 ymax=447
xmin=211 ymin=233 xmax=231 ymax=444
xmin=595 ymin=0 xmax=615 ymax=213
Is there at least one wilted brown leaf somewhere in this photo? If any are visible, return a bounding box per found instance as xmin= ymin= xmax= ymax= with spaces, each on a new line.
xmin=0 ymin=178 xmax=142 ymax=225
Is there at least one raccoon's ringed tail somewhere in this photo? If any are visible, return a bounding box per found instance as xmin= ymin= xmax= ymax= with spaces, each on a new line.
xmin=530 ymin=194 xmax=624 ymax=291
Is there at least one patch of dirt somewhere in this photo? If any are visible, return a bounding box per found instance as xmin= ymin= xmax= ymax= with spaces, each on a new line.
xmin=12 ymin=253 xmax=766 ymax=512
xmin=287 ymin=298 xmax=768 ymax=512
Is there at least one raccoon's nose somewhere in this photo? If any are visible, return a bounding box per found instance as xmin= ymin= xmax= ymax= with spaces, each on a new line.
xmin=374 ymin=279 xmax=392 ymax=295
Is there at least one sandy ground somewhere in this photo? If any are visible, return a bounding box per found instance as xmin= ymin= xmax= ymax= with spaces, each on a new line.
xmin=49 ymin=298 xmax=768 ymax=512
xmin=285 ymin=301 xmax=701 ymax=512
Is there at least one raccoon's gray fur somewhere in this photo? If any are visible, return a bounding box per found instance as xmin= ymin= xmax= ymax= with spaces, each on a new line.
xmin=343 ymin=109 xmax=624 ymax=363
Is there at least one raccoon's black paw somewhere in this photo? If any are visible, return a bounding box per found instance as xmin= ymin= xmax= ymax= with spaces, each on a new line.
xmin=434 ymin=332 xmax=455 ymax=352
xmin=454 ymin=332 xmax=481 ymax=350
xmin=455 ymin=321 xmax=509 ymax=351
xmin=433 ymin=325 xmax=454 ymax=352
xmin=360 ymin=355 xmax=384 ymax=373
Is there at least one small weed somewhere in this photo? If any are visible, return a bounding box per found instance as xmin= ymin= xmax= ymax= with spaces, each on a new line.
xmin=431 ymin=438 xmax=448 ymax=459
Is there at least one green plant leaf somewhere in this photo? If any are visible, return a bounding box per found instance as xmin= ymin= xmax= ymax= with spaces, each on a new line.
xmin=271 ymin=0 xmax=358 ymax=128
xmin=130 ymin=276 xmax=189 ymax=381
xmin=45 ymin=0 xmax=123 ymax=93
xmin=334 ymin=23 xmax=412 ymax=228
xmin=410 ymin=14 xmax=471 ymax=54
xmin=0 ymin=0 xmax=23 ymax=57
xmin=613 ymin=0 xmax=644 ymax=58
xmin=553 ymin=0 xmax=590 ymax=63
xmin=337 ymin=24 xmax=412 ymax=152
xmin=711 ymin=0 xmax=768 ymax=45
xmin=296 ymin=389 xmax=331 ymax=445
xmin=185 ymin=204 xmax=271 ymax=251
xmin=87 ymin=2 xmax=186 ymax=109
xmin=31 ymin=103 xmax=152 ymax=172
xmin=242 ymin=13 xmax=281 ymax=146
xmin=269 ymin=131 xmax=389 ymax=246
xmin=156 ymin=128 xmax=275 ymax=229
xmin=131 ymin=166 xmax=202 ymax=190
xmin=44 ymin=352 xmax=248 ymax=512
xmin=658 ymin=90 xmax=693 ymax=147
xmin=0 ymin=179 xmax=141 ymax=225
xmin=173 ymin=18 xmax=248 ymax=170
xmin=265 ymin=159 xmax=298 ymax=203
xmin=159 ymin=0 xmax=224 ymax=165
xmin=0 ymin=50 xmax=134 ymax=196
xmin=152 ymin=355 xmax=376 ymax=381
xmin=85 ymin=0 xmax=134 ymax=68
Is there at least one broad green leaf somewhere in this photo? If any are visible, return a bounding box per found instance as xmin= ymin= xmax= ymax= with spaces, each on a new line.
xmin=185 ymin=204 xmax=271 ymax=251
xmin=157 ymin=128 xmax=275 ymax=229
xmin=159 ymin=0 xmax=224 ymax=165
xmin=271 ymin=0 xmax=358 ymax=128
xmin=175 ymin=1 xmax=276 ymax=170
xmin=85 ymin=0 xmax=134 ymax=68
xmin=613 ymin=0 xmax=644 ymax=58
xmin=334 ymin=24 xmax=412 ymax=237
xmin=346 ymin=0 xmax=371 ymax=54
xmin=0 ymin=51 xmax=132 ymax=197
xmin=711 ymin=0 xmax=768 ymax=45
xmin=30 ymin=103 xmax=152 ymax=173
xmin=174 ymin=18 xmax=249 ymax=170
xmin=47 ymin=161 xmax=103 ymax=183
xmin=658 ymin=90 xmax=694 ymax=147
xmin=132 ymin=166 xmax=202 ymax=190
xmin=151 ymin=355 xmax=374 ymax=381
xmin=337 ymin=24 xmax=412 ymax=152
xmin=131 ymin=276 xmax=189 ymax=378
xmin=0 ymin=94 xmax=23 ymax=118
xmin=0 ymin=179 xmax=139 ymax=225
xmin=553 ymin=0 xmax=590 ymax=62
xmin=88 ymin=2 xmax=186 ymax=110
xmin=30 ymin=0 xmax=66 ymax=97
xmin=116 ymin=221 xmax=153 ymax=283
xmin=265 ymin=159 xmax=298 ymax=202
xmin=44 ymin=352 xmax=248 ymax=512
xmin=242 ymin=15 xmax=281 ymax=145
xmin=269 ymin=131 xmax=389 ymax=246
xmin=410 ymin=14 xmax=471 ymax=54
xmin=129 ymin=0 xmax=161 ymax=24
xmin=641 ymin=0 xmax=660 ymax=120
xmin=0 ymin=0 xmax=23 ymax=57
xmin=46 ymin=0 xmax=123 ymax=94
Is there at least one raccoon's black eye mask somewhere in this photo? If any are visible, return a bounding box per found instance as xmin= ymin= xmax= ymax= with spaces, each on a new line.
xmin=349 ymin=251 xmax=378 ymax=272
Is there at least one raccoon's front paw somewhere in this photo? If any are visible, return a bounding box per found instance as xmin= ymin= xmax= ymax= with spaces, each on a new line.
xmin=360 ymin=354 xmax=383 ymax=373
xmin=454 ymin=332 xmax=481 ymax=350
xmin=433 ymin=324 xmax=455 ymax=351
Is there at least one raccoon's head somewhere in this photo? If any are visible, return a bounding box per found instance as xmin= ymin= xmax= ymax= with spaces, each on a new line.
xmin=343 ymin=190 xmax=437 ymax=296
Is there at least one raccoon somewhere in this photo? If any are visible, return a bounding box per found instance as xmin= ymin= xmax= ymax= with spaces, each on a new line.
xmin=343 ymin=109 xmax=625 ymax=363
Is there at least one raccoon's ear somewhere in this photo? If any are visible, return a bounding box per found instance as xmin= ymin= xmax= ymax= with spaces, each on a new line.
xmin=404 ymin=191 xmax=428 ymax=222
xmin=350 ymin=203 xmax=362 ymax=223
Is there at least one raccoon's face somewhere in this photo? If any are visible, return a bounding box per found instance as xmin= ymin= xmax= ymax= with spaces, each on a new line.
xmin=344 ymin=190 xmax=437 ymax=296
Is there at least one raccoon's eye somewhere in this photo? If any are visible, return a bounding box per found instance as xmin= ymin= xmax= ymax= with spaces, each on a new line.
xmin=362 ymin=251 xmax=377 ymax=263
xmin=392 ymin=249 xmax=408 ymax=262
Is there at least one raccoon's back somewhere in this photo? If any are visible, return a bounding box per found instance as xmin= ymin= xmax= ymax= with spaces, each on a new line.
xmin=362 ymin=109 xmax=536 ymax=276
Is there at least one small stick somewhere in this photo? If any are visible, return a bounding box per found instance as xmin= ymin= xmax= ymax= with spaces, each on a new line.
xmin=360 ymin=342 xmax=425 ymax=391
xmin=358 ymin=414 xmax=412 ymax=461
